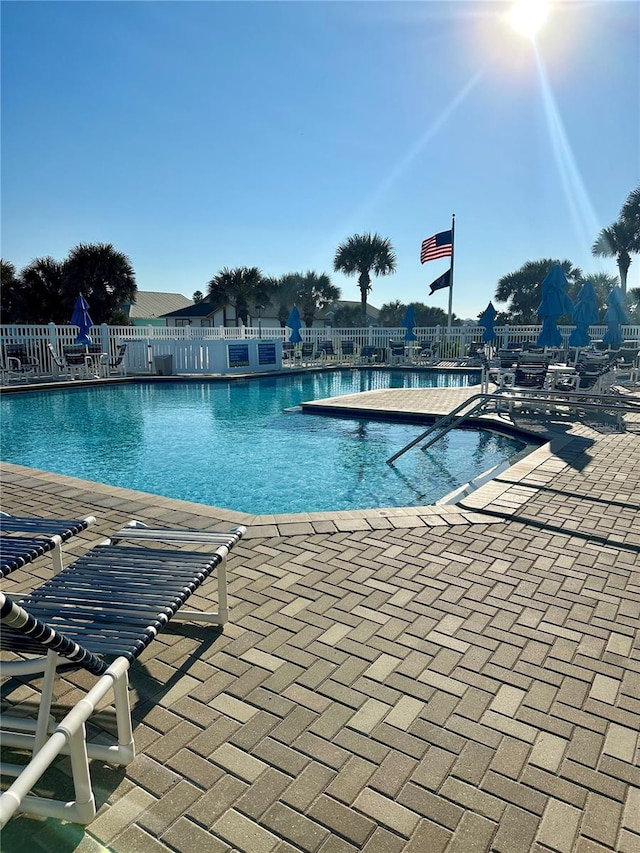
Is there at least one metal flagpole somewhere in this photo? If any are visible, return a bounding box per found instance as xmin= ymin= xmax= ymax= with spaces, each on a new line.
xmin=447 ymin=213 xmax=455 ymax=329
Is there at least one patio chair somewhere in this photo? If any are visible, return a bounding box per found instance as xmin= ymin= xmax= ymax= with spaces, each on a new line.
xmin=62 ymin=345 xmax=93 ymax=380
xmin=387 ymin=341 xmax=407 ymax=364
xmin=46 ymin=343 xmax=72 ymax=380
xmin=514 ymin=352 xmax=550 ymax=388
xmin=495 ymin=348 xmax=520 ymax=370
xmin=1 ymin=358 xmax=30 ymax=385
xmin=359 ymin=345 xmax=379 ymax=364
xmin=106 ymin=343 xmax=128 ymax=377
xmin=85 ymin=343 xmax=110 ymax=377
xmin=1 ymin=512 xmax=96 ymax=578
xmin=3 ymin=346 xmax=41 ymax=382
xmin=0 ymin=521 xmax=246 ymax=826
xmin=300 ymin=342 xmax=315 ymax=364
xmin=316 ymin=340 xmax=336 ymax=362
xmin=282 ymin=341 xmax=295 ymax=363
xmin=416 ymin=340 xmax=438 ymax=364
xmin=339 ymin=340 xmax=356 ymax=364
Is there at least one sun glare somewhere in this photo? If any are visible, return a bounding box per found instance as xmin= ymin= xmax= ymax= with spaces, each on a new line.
xmin=508 ymin=0 xmax=550 ymax=38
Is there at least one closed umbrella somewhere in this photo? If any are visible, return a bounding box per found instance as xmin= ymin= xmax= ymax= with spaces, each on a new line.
xmin=536 ymin=265 xmax=573 ymax=349
xmin=602 ymin=286 xmax=628 ymax=349
xmin=479 ymin=301 xmax=497 ymax=343
xmin=71 ymin=294 xmax=93 ymax=345
xmin=286 ymin=305 xmax=303 ymax=344
xmin=402 ymin=305 xmax=417 ymax=341
xmin=569 ymin=280 xmax=599 ymax=348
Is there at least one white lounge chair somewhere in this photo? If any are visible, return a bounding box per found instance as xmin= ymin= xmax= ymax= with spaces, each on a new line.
xmin=1 ymin=511 xmax=96 ymax=577
xmin=0 ymin=522 xmax=246 ymax=826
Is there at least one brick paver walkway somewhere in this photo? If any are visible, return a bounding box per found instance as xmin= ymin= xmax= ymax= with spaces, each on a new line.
xmin=1 ymin=386 xmax=639 ymax=853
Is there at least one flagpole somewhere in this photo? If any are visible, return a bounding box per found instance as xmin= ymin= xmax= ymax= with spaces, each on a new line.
xmin=447 ymin=213 xmax=455 ymax=329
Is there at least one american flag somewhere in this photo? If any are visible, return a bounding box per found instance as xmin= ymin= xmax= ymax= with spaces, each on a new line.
xmin=420 ymin=230 xmax=453 ymax=264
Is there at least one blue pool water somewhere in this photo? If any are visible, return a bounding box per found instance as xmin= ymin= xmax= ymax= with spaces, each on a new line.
xmin=0 ymin=371 xmax=526 ymax=514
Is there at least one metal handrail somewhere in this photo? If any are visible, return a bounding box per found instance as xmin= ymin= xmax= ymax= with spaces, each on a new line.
xmin=386 ymin=392 xmax=495 ymax=465
xmin=385 ymin=388 xmax=640 ymax=466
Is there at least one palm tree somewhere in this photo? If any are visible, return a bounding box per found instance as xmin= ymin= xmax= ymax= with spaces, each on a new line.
xmin=412 ymin=302 xmax=454 ymax=327
xmin=495 ymin=259 xmax=582 ymax=323
xmin=333 ymin=233 xmax=396 ymax=325
xmin=272 ymin=273 xmax=304 ymax=327
xmin=297 ymin=271 xmax=340 ymax=327
xmin=621 ymin=185 xmax=640 ymax=245
xmin=20 ymin=257 xmax=67 ymax=323
xmin=330 ymin=304 xmax=362 ymax=328
xmin=63 ymin=243 xmax=136 ymax=323
xmin=592 ymin=220 xmax=636 ymax=294
xmin=378 ymin=300 xmax=405 ymax=327
xmin=0 ymin=259 xmax=22 ymax=323
xmin=207 ymin=267 xmax=269 ymax=326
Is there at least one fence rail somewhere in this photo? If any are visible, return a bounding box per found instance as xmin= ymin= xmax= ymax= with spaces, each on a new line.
xmin=1 ymin=322 xmax=639 ymax=377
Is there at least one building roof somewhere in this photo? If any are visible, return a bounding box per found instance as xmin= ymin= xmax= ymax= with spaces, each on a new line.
xmin=322 ymin=300 xmax=380 ymax=320
xmin=161 ymin=301 xmax=216 ymax=319
xmin=128 ymin=291 xmax=193 ymax=320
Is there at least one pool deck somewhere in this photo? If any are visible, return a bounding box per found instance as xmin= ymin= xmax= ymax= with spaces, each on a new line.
xmin=1 ymin=386 xmax=640 ymax=853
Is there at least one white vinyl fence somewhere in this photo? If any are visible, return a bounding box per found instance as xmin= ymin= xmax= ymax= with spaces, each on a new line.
xmin=1 ymin=322 xmax=639 ymax=376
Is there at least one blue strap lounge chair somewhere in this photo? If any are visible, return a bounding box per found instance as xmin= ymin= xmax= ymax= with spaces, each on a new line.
xmin=0 ymin=512 xmax=96 ymax=577
xmin=300 ymin=342 xmax=315 ymax=364
xmin=0 ymin=522 xmax=246 ymax=826
xmin=359 ymin=345 xmax=379 ymax=364
xmin=339 ymin=341 xmax=356 ymax=363
xmin=316 ymin=340 xmax=336 ymax=361
xmin=388 ymin=341 xmax=406 ymax=364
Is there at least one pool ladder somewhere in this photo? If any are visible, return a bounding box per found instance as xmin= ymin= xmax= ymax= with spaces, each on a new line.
xmin=385 ymin=389 xmax=640 ymax=466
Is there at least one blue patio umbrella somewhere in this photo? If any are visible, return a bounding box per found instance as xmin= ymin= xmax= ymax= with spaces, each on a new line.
xmin=602 ymin=286 xmax=628 ymax=349
xmin=286 ymin=305 xmax=303 ymax=343
xmin=479 ymin=301 xmax=497 ymax=343
xmin=71 ymin=293 xmax=93 ymax=345
xmin=402 ymin=305 xmax=417 ymax=341
xmin=568 ymin=280 xmax=599 ymax=347
xmin=536 ymin=265 xmax=573 ymax=349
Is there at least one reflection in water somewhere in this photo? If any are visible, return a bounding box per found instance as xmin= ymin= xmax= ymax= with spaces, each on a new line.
xmin=1 ymin=371 xmax=522 ymax=515
xmin=421 ymin=433 xmax=463 ymax=492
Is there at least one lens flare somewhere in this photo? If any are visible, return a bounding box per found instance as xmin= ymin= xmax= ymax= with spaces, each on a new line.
xmin=508 ymin=0 xmax=550 ymax=38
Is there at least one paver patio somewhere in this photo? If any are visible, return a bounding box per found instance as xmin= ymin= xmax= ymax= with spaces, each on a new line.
xmin=1 ymin=387 xmax=639 ymax=853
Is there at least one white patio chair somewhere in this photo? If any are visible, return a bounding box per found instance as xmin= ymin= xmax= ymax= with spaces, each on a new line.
xmin=107 ymin=343 xmax=128 ymax=376
xmin=46 ymin=343 xmax=72 ymax=380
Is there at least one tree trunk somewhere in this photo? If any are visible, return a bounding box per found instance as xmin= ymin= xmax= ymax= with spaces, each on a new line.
xmin=359 ymin=272 xmax=370 ymax=326
xmin=618 ymin=258 xmax=630 ymax=294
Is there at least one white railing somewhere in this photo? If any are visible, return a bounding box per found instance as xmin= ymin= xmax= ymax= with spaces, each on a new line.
xmin=1 ymin=322 xmax=639 ymax=376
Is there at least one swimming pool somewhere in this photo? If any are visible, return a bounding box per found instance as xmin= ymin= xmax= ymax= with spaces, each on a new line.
xmin=0 ymin=371 xmax=527 ymax=514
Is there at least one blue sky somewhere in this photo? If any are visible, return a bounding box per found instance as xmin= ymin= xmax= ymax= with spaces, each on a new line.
xmin=2 ymin=1 xmax=638 ymax=320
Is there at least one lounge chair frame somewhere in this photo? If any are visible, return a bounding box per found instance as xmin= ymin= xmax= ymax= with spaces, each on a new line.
xmin=1 ymin=512 xmax=96 ymax=578
xmin=0 ymin=522 xmax=246 ymax=826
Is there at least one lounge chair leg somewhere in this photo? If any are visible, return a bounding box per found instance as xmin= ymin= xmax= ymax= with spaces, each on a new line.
xmin=178 ymin=553 xmax=229 ymax=625
xmin=34 ymin=651 xmax=60 ymax=754
xmin=66 ymin=724 xmax=95 ymax=820
xmin=50 ymin=535 xmax=63 ymax=575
